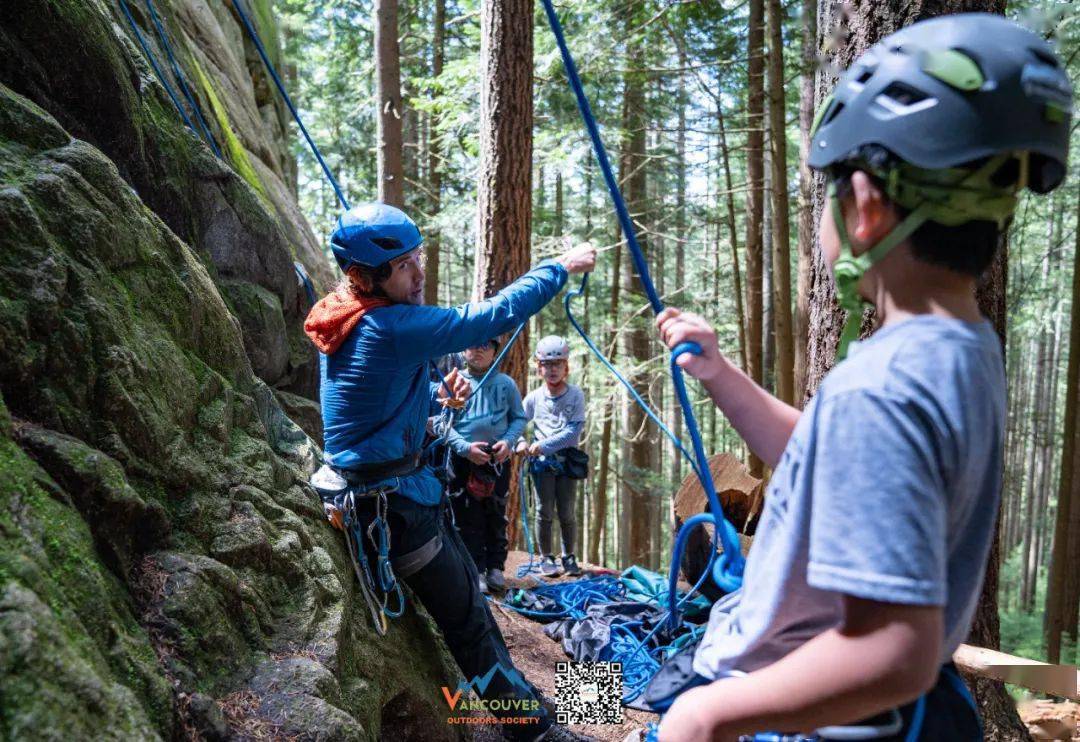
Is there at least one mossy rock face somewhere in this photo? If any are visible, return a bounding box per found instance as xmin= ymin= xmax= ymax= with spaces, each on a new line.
xmin=0 ymin=79 xmax=463 ymax=740
xmin=0 ymin=0 xmax=330 ymax=401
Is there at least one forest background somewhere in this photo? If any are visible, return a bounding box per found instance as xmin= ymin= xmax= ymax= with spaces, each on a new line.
xmin=276 ymin=0 xmax=1080 ymax=678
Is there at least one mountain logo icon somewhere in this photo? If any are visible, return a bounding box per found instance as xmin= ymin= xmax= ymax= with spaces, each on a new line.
xmin=441 ymin=662 xmax=532 ymax=709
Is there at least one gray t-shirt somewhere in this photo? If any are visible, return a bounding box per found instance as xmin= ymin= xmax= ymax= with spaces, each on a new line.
xmin=694 ymin=316 xmax=1006 ymax=678
xmin=522 ymin=384 xmax=586 ymax=455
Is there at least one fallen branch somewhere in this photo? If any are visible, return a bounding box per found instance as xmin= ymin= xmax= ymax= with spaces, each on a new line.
xmin=954 ymin=644 xmax=1079 ymax=701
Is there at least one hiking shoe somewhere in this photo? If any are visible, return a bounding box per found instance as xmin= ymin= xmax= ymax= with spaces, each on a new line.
xmin=487 ymin=567 xmax=506 ymax=592
xmin=561 ymin=554 xmax=582 ymax=576
xmin=478 ymin=572 xmax=489 ymax=594
xmin=540 ymin=555 xmax=561 ymax=577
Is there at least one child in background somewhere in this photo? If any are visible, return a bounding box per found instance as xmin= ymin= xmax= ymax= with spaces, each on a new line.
xmin=446 ymin=338 xmax=526 ymax=593
xmin=517 ymin=336 xmax=587 ymax=577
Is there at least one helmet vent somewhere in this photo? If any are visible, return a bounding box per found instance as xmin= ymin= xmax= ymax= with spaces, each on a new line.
xmin=855 ymin=68 xmax=875 ymax=84
xmin=881 ymin=82 xmax=929 ymax=106
xmin=371 ymin=237 xmax=403 ymax=252
xmin=824 ymin=101 xmax=845 ymax=125
xmin=1030 ymin=47 xmax=1060 ymax=69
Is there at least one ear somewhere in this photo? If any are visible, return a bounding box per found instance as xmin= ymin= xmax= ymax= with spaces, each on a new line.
xmin=848 ymin=171 xmax=898 ymax=253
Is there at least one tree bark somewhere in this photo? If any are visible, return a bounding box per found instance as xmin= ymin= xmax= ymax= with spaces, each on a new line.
xmin=475 ymin=0 xmax=534 ymax=549
xmin=375 ymin=0 xmax=404 ymax=207
xmin=474 ymin=0 xmax=533 ymax=385
xmin=745 ymin=0 xmax=766 ymax=475
xmin=767 ymin=0 xmax=795 ymax=405
xmin=807 ymin=1 xmax=1026 ymax=738
xmin=794 ymin=0 xmax=818 ymax=404
xmin=619 ymin=0 xmax=652 ymax=568
xmin=718 ymin=105 xmax=747 ymax=372
xmin=423 ymin=0 xmax=446 ymax=305
xmin=1046 ymin=188 xmax=1080 ymax=663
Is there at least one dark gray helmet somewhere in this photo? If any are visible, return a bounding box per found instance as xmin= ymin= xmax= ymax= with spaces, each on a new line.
xmin=809 ymin=13 xmax=1072 ymax=194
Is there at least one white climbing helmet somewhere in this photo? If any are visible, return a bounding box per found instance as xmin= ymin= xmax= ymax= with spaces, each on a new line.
xmin=535 ymin=336 xmax=570 ymax=361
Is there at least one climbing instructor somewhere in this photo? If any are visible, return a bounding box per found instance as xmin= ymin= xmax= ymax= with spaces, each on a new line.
xmin=304 ymin=202 xmax=595 ymax=742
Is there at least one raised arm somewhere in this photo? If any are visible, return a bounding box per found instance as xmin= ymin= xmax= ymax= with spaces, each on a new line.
xmin=656 ymin=308 xmax=800 ymax=468
xmin=394 ymin=244 xmax=596 ymax=366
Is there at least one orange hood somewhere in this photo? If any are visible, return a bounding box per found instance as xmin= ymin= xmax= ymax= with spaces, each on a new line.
xmin=303 ymin=289 xmax=390 ymax=354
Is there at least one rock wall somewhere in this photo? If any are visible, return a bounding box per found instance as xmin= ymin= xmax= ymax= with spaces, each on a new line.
xmin=0 ymin=2 xmax=462 ymax=739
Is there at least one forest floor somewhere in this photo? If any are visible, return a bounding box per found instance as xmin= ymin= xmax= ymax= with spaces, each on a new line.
xmin=486 ymin=551 xmax=655 ymax=742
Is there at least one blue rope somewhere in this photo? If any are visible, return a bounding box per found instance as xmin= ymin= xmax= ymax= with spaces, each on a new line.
xmin=496 ymin=575 xmax=626 ymax=619
xmin=141 ymin=0 xmax=223 ymax=159
xmin=118 ymin=0 xmax=201 ymax=139
xmin=540 ymin=0 xmax=744 ymax=595
xmin=564 ymin=279 xmax=701 ymax=480
xmin=516 ymin=457 xmax=544 ymax=578
xmin=230 ymin=0 xmax=351 ymax=211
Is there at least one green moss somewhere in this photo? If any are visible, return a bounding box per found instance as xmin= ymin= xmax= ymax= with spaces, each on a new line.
xmin=190 ymin=59 xmax=268 ymax=201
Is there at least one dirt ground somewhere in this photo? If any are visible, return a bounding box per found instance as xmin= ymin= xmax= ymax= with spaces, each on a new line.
xmin=482 ymin=551 xmax=655 ymax=742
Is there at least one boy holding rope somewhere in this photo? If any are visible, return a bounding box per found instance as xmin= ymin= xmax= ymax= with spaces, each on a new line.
xmin=647 ymin=14 xmax=1071 ymax=741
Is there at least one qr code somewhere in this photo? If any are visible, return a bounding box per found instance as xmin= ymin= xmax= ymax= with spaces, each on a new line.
xmin=554 ymin=661 xmax=623 ymax=725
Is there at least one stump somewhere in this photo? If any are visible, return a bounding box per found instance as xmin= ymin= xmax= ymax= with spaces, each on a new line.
xmin=674 ymin=453 xmax=763 ymax=602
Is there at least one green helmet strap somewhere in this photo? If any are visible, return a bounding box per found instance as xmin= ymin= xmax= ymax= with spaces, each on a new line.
xmin=829 ymin=153 xmax=1023 ymax=360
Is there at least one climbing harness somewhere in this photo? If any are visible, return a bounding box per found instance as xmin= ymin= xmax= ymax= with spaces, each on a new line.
xmin=118 ymin=0 xmax=222 ymax=157
xmin=539 ymin=0 xmax=744 ymax=605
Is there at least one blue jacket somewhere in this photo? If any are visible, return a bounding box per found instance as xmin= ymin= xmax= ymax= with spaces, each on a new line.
xmin=320 ymin=260 xmax=568 ymax=505
xmin=446 ymin=371 xmax=527 ymax=457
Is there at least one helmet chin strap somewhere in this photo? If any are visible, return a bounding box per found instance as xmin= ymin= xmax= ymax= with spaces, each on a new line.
xmin=828 ymin=153 xmax=1020 ymax=360
xmin=829 ymin=186 xmax=933 ymax=360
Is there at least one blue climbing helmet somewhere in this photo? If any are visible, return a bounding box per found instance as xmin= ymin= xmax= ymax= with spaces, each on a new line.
xmin=330 ymin=203 xmax=423 ymax=271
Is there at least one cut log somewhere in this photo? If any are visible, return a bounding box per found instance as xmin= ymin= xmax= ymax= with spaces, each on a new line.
xmin=674 ymin=452 xmax=764 ymax=533
xmin=954 ymin=644 xmax=1079 ymax=701
xmin=674 ymin=453 xmax=762 ymax=602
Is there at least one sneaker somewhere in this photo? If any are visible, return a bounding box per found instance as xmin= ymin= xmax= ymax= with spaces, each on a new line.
xmin=478 ymin=572 xmax=489 ymax=594
xmin=540 ymin=555 xmax=560 ymax=576
xmin=561 ymin=554 xmax=582 ymax=576
xmin=487 ymin=567 xmax=506 ymax=592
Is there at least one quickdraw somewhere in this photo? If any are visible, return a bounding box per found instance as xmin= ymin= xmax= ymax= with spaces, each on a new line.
xmin=340 ymin=487 xmax=405 ymax=635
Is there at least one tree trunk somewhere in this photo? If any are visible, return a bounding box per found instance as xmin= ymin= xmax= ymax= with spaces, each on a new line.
xmin=718 ymin=105 xmax=747 ymax=372
xmin=591 ymin=204 xmax=624 ymax=567
xmin=375 ymin=0 xmax=404 ymax=206
xmin=1046 ymin=187 xmax=1080 ymax=663
xmin=475 ymin=0 xmax=534 ymax=549
xmin=745 ymin=0 xmax=766 ymax=475
xmin=619 ymin=0 xmax=651 ymax=568
xmin=674 ymin=54 xmax=687 ymax=486
xmin=474 ymin=0 xmax=533 ymax=385
xmin=807 ymin=1 xmax=1026 ymax=738
xmin=794 ymin=0 xmax=817 ymax=404
xmin=423 ymin=0 xmax=446 ymax=305
xmin=767 ymin=0 xmax=795 ymax=405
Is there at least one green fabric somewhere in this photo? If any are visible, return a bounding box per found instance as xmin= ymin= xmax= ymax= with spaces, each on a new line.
xmin=620 ymin=565 xmax=711 ymax=618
